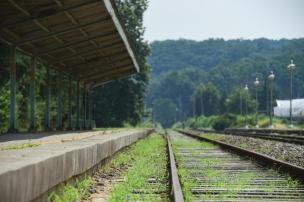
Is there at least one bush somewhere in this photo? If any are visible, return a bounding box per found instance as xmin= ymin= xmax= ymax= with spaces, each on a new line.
xmin=185 ymin=115 xmax=218 ymax=129
xmin=212 ymin=114 xmax=236 ymax=131
xmin=172 ymin=121 xmax=183 ymax=129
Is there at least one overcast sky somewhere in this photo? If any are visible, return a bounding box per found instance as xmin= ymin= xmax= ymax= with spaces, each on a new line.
xmin=143 ymin=0 xmax=304 ymax=42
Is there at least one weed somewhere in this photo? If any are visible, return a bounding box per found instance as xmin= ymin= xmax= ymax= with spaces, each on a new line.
xmin=0 ymin=142 xmax=41 ymax=151
xmin=48 ymin=177 xmax=92 ymax=202
xmin=109 ymin=134 xmax=168 ymax=202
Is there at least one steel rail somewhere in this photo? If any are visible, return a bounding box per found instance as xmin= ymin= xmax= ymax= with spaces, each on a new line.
xmin=166 ymin=131 xmax=185 ymax=202
xmin=177 ymin=129 xmax=304 ymax=181
xmin=194 ymin=128 xmax=304 ymax=145
xmin=226 ymin=128 xmax=304 ymax=135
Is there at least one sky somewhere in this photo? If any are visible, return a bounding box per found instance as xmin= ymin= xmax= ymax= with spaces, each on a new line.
xmin=143 ymin=0 xmax=304 ymax=42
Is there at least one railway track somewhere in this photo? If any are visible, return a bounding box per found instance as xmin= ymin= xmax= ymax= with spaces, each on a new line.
xmin=194 ymin=128 xmax=304 ymax=145
xmin=167 ymin=130 xmax=304 ymax=202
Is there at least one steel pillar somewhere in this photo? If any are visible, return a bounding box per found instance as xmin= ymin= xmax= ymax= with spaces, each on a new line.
xmin=88 ymin=89 xmax=92 ymax=129
xmin=45 ymin=67 xmax=51 ymax=130
xmin=83 ymin=86 xmax=87 ymax=129
xmin=67 ymin=76 xmax=72 ymax=130
xmin=29 ymin=57 xmax=36 ymax=132
xmin=56 ymin=73 xmax=63 ymax=130
xmin=76 ymin=80 xmax=80 ymax=129
xmin=8 ymin=45 xmax=17 ymax=133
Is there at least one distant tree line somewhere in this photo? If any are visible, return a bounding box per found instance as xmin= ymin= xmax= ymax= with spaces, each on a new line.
xmin=147 ymin=38 xmax=304 ymax=127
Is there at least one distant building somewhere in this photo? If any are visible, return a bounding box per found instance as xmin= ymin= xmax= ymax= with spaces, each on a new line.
xmin=274 ymin=99 xmax=304 ymax=117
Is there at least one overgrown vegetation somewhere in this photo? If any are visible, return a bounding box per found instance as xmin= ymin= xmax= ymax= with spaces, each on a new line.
xmin=171 ymin=136 xmax=304 ymax=201
xmin=48 ymin=134 xmax=168 ymax=202
xmin=0 ymin=142 xmax=41 ymax=151
xmin=109 ymin=134 xmax=168 ymax=202
xmin=48 ymin=177 xmax=92 ymax=202
xmin=172 ymin=139 xmax=217 ymax=201
xmin=175 ymin=114 xmax=304 ymax=130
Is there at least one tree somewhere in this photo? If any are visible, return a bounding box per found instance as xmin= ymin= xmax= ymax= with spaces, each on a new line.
xmin=201 ymin=82 xmax=221 ymax=116
xmin=225 ymin=87 xmax=257 ymax=114
xmin=153 ymin=98 xmax=176 ymax=128
xmin=93 ymin=0 xmax=150 ymax=127
xmin=192 ymin=83 xmax=205 ymax=116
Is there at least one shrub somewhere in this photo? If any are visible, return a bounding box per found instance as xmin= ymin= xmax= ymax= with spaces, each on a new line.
xmin=212 ymin=114 xmax=236 ymax=131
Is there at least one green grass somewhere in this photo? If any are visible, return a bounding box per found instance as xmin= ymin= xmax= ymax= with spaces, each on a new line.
xmin=171 ymin=137 xmax=304 ymax=201
xmin=0 ymin=142 xmax=41 ymax=150
xmin=109 ymin=134 xmax=168 ymax=202
xmin=93 ymin=128 xmax=121 ymax=132
xmin=48 ymin=176 xmax=92 ymax=202
xmin=182 ymin=114 xmax=304 ymax=130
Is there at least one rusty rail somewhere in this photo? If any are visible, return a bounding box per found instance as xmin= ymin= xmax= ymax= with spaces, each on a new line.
xmin=177 ymin=129 xmax=304 ymax=181
xmin=194 ymin=128 xmax=304 ymax=145
xmin=166 ymin=132 xmax=185 ymax=202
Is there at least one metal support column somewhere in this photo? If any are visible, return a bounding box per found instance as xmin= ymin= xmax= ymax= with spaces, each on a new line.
xmin=29 ymin=57 xmax=36 ymax=132
xmin=56 ymin=73 xmax=62 ymax=130
xmin=45 ymin=67 xmax=51 ymax=130
xmin=76 ymin=80 xmax=80 ymax=129
xmin=8 ymin=45 xmax=17 ymax=133
xmin=83 ymin=86 xmax=87 ymax=129
xmin=67 ymin=76 xmax=72 ymax=130
xmin=88 ymin=89 xmax=92 ymax=129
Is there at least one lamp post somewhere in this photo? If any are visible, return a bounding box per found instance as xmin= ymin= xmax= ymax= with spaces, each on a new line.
xmin=244 ymin=84 xmax=249 ymax=129
xmin=151 ymin=104 xmax=154 ymax=128
xmin=240 ymin=85 xmax=243 ymax=115
xmin=254 ymin=78 xmax=260 ymax=128
xmin=287 ymin=60 xmax=296 ymax=128
xmin=268 ymin=71 xmax=275 ymax=128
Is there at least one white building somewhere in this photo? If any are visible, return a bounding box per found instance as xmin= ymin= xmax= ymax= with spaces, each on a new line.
xmin=274 ymin=99 xmax=304 ymax=117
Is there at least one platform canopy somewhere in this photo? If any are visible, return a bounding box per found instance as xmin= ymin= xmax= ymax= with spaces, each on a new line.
xmin=0 ymin=0 xmax=139 ymax=87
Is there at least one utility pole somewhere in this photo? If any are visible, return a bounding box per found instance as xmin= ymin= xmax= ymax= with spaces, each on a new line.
xmin=240 ymin=85 xmax=243 ymax=115
xmin=200 ymin=91 xmax=204 ymax=116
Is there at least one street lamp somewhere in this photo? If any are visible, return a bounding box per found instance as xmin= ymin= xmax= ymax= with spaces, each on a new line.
xmin=175 ymin=107 xmax=178 ymax=123
xmin=287 ymin=60 xmax=296 ymax=128
xmin=268 ymin=71 xmax=275 ymax=128
xmin=244 ymin=84 xmax=249 ymax=129
xmin=254 ymin=78 xmax=260 ymax=128
xmin=151 ymin=104 xmax=154 ymax=128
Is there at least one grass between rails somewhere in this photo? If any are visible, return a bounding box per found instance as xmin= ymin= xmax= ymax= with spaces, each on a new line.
xmin=172 ymin=136 xmax=303 ymax=201
xmin=172 ymin=138 xmax=217 ymax=201
xmin=48 ymin=133 xmax=168 ymax=202
xmin=109 ymin=134 xmax=168 ymax=202
xmin=0 ymin=142 xmax=41 ymax=151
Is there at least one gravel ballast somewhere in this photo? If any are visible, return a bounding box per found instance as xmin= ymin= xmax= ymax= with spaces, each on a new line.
xmin=201 ymin=133 xmax=304 ymax=168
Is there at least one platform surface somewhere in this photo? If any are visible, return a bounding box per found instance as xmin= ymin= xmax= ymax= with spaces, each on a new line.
xmin=0 ymin=129 xmax=130 ymax=148
xmin=0 ymin=128 xmax=152 ymax=202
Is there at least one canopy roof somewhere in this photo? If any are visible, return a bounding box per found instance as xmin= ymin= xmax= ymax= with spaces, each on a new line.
xmin=0 ymin=0 xmax=139 ymax=87
xmin=274 ymin=99 xmax=304 ymax=117
xmin=276 ymin=99 xmax=304 ymax=108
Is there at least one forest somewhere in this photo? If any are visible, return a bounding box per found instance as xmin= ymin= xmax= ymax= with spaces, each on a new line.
xmin=147 ymin=38 xmax=304 ymax=127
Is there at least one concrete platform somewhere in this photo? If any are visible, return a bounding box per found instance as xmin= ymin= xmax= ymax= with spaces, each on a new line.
xmin=0 ymin=129 xmax=153 ymax=202
xmin=0 ymin=129 xmax=128 ymax=148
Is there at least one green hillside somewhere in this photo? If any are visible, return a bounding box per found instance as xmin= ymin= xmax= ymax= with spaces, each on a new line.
xmin=147 ymin=38 xmax=304 ymax=127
